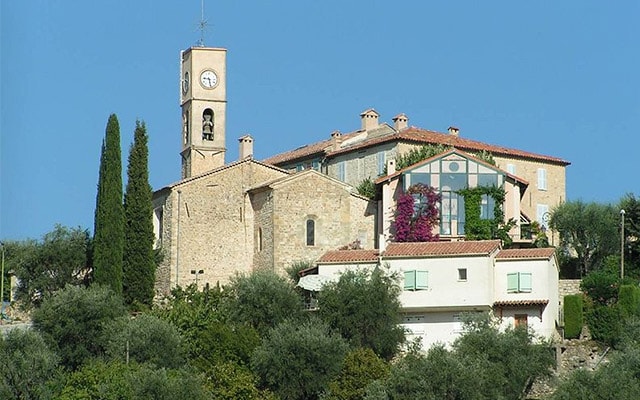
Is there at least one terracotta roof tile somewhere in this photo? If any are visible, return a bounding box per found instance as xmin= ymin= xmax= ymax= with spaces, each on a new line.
xmin=383 ymin=240 xmax=501 ymax=258
xmin=496 ymin=248 xmax=556 ymax=260
xmin=317 ymin=249 xmax=380 ymax=264
xmin=263 ymin=124 xmax=570 ymax=167
xmin=493 ymin=299 xmax=549 ymax=307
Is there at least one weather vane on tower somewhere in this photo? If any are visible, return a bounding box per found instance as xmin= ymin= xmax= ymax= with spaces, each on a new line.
xmin=197 ymin=0 xmax=209 ymax=47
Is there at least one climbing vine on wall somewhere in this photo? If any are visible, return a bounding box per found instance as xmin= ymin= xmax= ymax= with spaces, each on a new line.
xmin=392 ymin=183 xmax=441 ymax=242
xmin=456 ymin=186 xmax=515 ymax=246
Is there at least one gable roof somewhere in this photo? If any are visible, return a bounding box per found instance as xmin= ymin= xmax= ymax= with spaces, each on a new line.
xmin=374 ymin=148 xmax=529 ymax=187
xmin=496 ymin=248 xmax=556 ymax=260
xmin=263 ymin=125 xmax=570 ymax=167
xmin=156 ymin=157 xmax=289 ymax=192
xmin=384 ymin=240 xmax=502 ymax=258
xmin=246 ymin=169 xmax=371 ymax=201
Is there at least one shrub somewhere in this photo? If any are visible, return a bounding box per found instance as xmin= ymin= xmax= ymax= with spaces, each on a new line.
xmin=102 ymin=314 xmax=185 ymax=369
xmin=563 ymin=294 xmax=584 ymax=339
xmin=252 ymin=319 xmax=348 ymax=400
xmin=33 ymin=285 xmax=127 ymax=370
xmin=618 ymin=284 xmax=640 ymax=318
xmin=586 ymin=305 xmax=622 ymax=347
xmin=580 ymin=269 xmax=619 ymax=306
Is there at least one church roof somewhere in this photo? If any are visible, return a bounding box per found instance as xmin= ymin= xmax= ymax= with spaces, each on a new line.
xmin=263 ymin=125 xmax=570 ymax=167
xmin=156 ymin=157 xmax=289 ymax=192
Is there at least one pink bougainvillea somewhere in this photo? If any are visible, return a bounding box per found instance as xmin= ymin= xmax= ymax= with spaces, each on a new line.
xmin=392 ymin=183 xmax=441 ymax=242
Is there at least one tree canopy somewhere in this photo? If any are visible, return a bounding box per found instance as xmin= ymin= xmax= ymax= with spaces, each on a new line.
xmin=223 ymin=269 xmax=304 ymax=335
xmin=32 ymin=284 xmax=127 ymax=370
xmin=123 ymin=120 xmax=155 ymax=308
xmin=93 ymin=114 xmax=124 ymax=295
xmin=318 ymin=267 xmax=405 ymax=360
xmin=251 ymin=319 xmax=348 ymax=400
xmin=550 ymin=200 xmax=619 ymax=275
xmin=6 ymin=225 xmax=91 ymax=308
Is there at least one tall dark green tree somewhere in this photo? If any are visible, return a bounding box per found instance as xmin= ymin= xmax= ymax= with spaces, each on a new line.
xmin=123 ymin=120 xmax=155 ymax=307
xmin=93 ymin=114 xmax=124 ymax=296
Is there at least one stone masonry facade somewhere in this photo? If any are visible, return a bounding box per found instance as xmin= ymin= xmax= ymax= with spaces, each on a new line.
xmin=153 ymin=162 xmax=376 ymax=296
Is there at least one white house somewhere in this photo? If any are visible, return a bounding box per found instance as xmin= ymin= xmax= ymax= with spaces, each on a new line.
xmin=303 ymin=240 xmax=559 ymax=349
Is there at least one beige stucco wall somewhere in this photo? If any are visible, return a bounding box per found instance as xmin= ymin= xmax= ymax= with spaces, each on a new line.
xmin=153 ymin=161 xmax=288 ymax=295
xmin=326 ymin=142 xmax=398 ymax=186
xmin=268 ymin=171 xmax=376 ymax=275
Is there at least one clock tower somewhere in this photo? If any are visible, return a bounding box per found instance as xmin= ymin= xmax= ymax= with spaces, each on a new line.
xmin=179 ymin=46 xmax=227 ymax=179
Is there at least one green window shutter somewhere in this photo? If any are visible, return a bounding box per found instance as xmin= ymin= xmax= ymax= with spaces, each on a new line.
xmin=416 ymin=270 xmax=428 ymax=290
xmin=507 ymin=273 xmax=519 ymax=293
xmin=519 ymin=273 xmax=532 ymax=292
xmin=404 ymin=270 xmax=416 ymax=291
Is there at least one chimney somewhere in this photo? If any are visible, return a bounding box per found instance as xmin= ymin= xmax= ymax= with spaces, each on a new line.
xmin=238 ymin=134 xmax=254 ymax=159
xmin=448 ymin=126 xmax=460 ymax=137
xmin=392 ymin=113 xmax=409 ymax=131
xmin=330 ymin=130 xmax=342 ymax=150
xmin=360 ymin=108 xmax=379 ymax=131
xmin=386 ymin=159 xmax=396 ymax=175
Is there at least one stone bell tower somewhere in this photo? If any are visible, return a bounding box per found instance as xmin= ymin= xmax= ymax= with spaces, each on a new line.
xmin=179 ymin=46 xmax=227 ymax=179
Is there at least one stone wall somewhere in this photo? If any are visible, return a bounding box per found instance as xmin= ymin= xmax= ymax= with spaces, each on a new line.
xmin=559 ymin=279 xmax=582 ymax=300
xmin=154 ymin=160 xmax=288 ymax=294
xmin=270 ymin=171 xmax=376 ymax=274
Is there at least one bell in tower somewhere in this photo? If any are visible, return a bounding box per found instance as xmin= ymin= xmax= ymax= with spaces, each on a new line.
xmin=179 ymin=46 xmax=227 ymax=179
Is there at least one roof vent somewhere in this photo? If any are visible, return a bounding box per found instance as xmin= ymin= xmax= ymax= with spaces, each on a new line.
xmin=448 ymin=126 xmax=460 ymax=136
xmin=392 ymin=113 xmax=409 ymax=131
xmin=360 ymin=108 xmax=380 ymax=131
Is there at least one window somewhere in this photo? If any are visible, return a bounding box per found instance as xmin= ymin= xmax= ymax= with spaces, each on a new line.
xmin=153 ymin=207 xmax=163 ymax=248
xmin=306 ymin=219 xmax=315 ymax=246
xmin=506 ymin=163 xmax=516 ymax=175
xmin=515 ymin=314 xmax=528 ymax=329
xmin=536 ymin=204 xmax=549 ymax=229
xmin=507 ymin=272 xmax=532 ymax=293
xmin=440 ymin=191 xmax=465 ymax=235
xmin=458 ymin=268 xmax=467 ymax=281
xmin=479 ymin=194 xmax=495 ymax=220
xmin=377 ymin=151 xmax=386 ymax=176
xmin=337 ymin=161 xmax=346 ymax=181
xmin=537 ymin=168 xmax=547 ymax=190
xmin=257 ymin=228 xmax=263 ymax=252
xmin=312 ymin=160 xmax=320 ymax=171
xmin=404 ymin=270 xmax=428 ymax=291
xmin=296 ymin=163 xmax=304 ymax=172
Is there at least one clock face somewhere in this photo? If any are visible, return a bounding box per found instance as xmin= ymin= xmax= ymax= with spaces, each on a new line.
xmin=182 ymin=71 xmax=190 ymax=94
xmin=200 ymin=70 xmax=218 ymax=89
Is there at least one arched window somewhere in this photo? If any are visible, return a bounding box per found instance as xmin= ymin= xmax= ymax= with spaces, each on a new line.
xmin=202 ymin=108 xmax=214 ymax=140
xmin=306 ymin=219 xmax=315 ymax=246
xmin=258 ymin=227 xmax=263 ymax=252
xmin=183 ymin=111 xmax=190 ymax=144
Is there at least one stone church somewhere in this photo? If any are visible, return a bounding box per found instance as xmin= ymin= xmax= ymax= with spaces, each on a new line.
xmin=153 ymin=45 xmax=569 ymax=295
xmin=152 ymin=46 xmax=375 ymax=295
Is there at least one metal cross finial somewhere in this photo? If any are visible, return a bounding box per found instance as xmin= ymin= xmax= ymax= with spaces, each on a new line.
xmin=197 ymin=0 xmax=209 ymax=47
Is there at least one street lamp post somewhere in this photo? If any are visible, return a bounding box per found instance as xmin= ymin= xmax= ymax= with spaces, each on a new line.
xmin=1 ymin=242 xmax=5 ymax=303
xmin=620 ymin=209 xmax=626 ymax=280
xmin=190 ymin=269 xmax=204 ymax=286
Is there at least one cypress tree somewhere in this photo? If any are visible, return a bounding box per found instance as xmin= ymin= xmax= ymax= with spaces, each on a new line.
xmin=93 ymin=114 xmax=124 ymax=296
xmin=123 ymin=120 xmax=155 ymax=307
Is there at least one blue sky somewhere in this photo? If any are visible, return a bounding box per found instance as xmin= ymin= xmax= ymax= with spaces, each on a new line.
xmin=1 ymin=1 xmax=638 ymax=240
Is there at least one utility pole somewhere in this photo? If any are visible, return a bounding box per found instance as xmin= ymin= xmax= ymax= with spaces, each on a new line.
xmin=621 ymin=209 xmax=626 ymax=279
